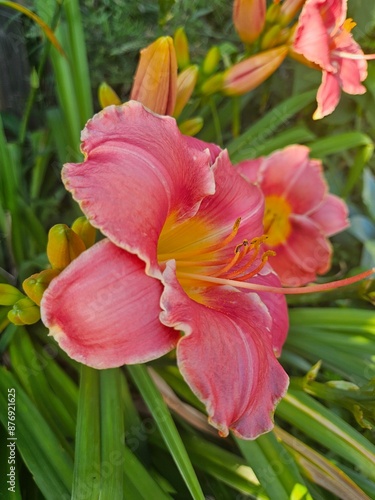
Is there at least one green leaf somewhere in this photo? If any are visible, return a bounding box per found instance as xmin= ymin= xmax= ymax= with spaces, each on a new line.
xmin=236 ymin=431 xmax=308 ymax=499
xmin=72 ymin=365 xmax=101 ymax=499
xmin=363 ymin=168 xmax=375 ymax=220
xmin=100 ymin=369 xmax=124 ymax=498
xmin=227 ymin=90 xmax=316 ymax=161
xmin=127 ymin=364 xmax=205 ymax=500
xmin=0 ymin=368 xmax=73 ymax=497
xmin=277 ymin=390 xmax=375 ymax=481
xmin=308 ymin=131 xmax=373 ymax=158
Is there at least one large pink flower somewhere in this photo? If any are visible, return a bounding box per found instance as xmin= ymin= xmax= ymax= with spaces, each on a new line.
xmin=236 ymin=145 xmax=349 ymax=286
xmin=40 ymin=101 xmax=289 ymax=439
xmin=293 ymin=0 xmax=372 ymax=119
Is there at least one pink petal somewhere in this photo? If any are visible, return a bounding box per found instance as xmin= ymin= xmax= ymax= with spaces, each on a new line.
xmin=339 ymin=57 xmax=367 ymax=95
xmin=41 ymin=239 xmax=179 ymax=368
xmin=293 ymin=0 xmax=333 ymax=70
xmin=309 ymin=194 xmax=350 ymax=236
xmin=268 ymin=215 xmax=332 ymax=286
xmin=160 ymin=261 xmax=289 ymax=439
xmin=313 ymin=70 xmax=341 ymax=119
xmin=236 ymin=157 xmax=264 ymax=184
xmin=250 ymin=264 xmax=289 ymax=356
xmin=184 ymin=136 xmax=222 ymax=164
xmin=257 ymin=146 xmax=327 ymax=214
xmin=62 ymin=102 xmax=215 ymax=276
xmin=199 ymin=151 xmax=265 ymax=245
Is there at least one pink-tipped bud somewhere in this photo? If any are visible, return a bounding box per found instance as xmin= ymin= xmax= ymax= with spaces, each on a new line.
xmin=174 ymin=27 xmax=190 ymax=70
xmin=233 ymin=0 xmax=267 ymax=45
xmin=223 ymin=45 xmax=288 ymax=95
xmin=130 ymin=36 xmax=177 ymax=116
xmin=47 ymin=224 xmax=86 ymax=270
xmin=98 ymin=82 xmax=121 ymax=109
xmin=179 ymin=117 xmax=204 ymax=136
xmin=173 ymin=65 xmax=199 ymax=118
xmin=279 ymin=0 xmax=306 ymax=26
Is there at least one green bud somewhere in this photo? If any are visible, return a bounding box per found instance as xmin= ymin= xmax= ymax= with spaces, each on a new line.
xmin=179 ymin=117 xmax=204 ymax=136
xmin=8 ymin=298 xmax=41 ymax=325
xmin=174 ymin=27 xmax=190 ymax=69
xmin=202 ymin=46 xmax=221 ymax=75
xmin=23 ymin=269 xmax=60 ymax=306
xmin=47 ymin=224 xmax=86 ymax=270
xmin=200 ymin=73 xmax=224 ymax=96
xmin=71 ymin=216 xmax=96 ymax=249
xmin=0 ymin=284 xmax=25 ymax=306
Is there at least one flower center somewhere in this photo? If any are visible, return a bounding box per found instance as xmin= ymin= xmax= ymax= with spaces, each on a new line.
xmin=157 ymin=213 xmax=273 ymax=298
xmin=263 ymin=195 xmax=292 ymax=247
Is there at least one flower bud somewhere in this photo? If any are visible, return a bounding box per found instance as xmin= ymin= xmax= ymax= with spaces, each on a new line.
xmin=173 ymin=65 xmax=199 ymax=118
xmin=279 ymin=0 xmax=306 ymax=26
xmin=202 ymin=46 xmax=221 ymax=75
xmin=98 ymin=82 xmax=121 ymax=109
xmin=200 ymin=73 xmax=225 ymax=96
xmin=130 ymin=36 xmax=177 ymax=116
xmin=0 ymin=284 xmax=24 ymax=306
xmin=261 ymin=25 xmax=282 ymax=50
xmin=174 ymin=27 xmax=190 ymax=69
xmin=47 ymin=224 xmax=86 ymax=270
xmin=23 ymin=269 xmax=60 ymax=306
xmin=233 ymin=0 xmax=266 ymax=45
xmin=8 ymin=297 xmax=41 ymax=325
xmin=223 ymin=46 xmax=288 ymax=95
xmin=266 ymin=2 xmax=281 ymax=24
xmin=179 ymin=117 xmax=204 ymax=136
xmin=71 ymin=216 xmax=96 ymax=249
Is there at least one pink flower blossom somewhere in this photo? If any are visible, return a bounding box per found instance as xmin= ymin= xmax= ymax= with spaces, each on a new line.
xmin=236 ymin=145 xmax=350 ymax=286
xmin=40 ymin=101 xmax=289 ymax=439
xmin=293 ymin=0 xmax=373 ymax=119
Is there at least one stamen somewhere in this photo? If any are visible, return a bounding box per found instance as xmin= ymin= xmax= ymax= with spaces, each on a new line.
xmin=332 ymin=51 xmax=375 ymax=61
xmin=237 ymin=250 xmax=276 ymax=281
xmin=177 ymin=268 xmax=375 ymax=294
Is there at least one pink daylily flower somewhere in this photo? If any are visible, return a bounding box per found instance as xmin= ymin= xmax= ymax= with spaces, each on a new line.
xmin=40 ymin=101 xmax=289 ymax=439
xmin=293 ymin=0 xmax=373 ymax=119
xmin=236 ymin=145 xmax=350 ymax=286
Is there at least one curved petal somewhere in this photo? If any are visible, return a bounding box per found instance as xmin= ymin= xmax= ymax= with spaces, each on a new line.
xmin=293 ymin=0 xmax=333 ymax=70
xmin=184 ymin=136 xmax=222 ymax=164
xmin=313 ymin=71 xmax=341 ymax=119
xmin=250 ymin=265 xmax=289 ymax=356
xmin=160 ymin=262 xmax=289 ymax=439
xmin=309 ymin=194 xmax=350 ymax=236
xmin=236 ymin=157 xmax=264 ymax=184
xmin=41 ymin=239 xmax=179 ymax=368
xmin=258 ymin=146 xmax=326 ymax=214
xmin=339 ymin=56 xmax=367 ymax=95
xmin=62 ymin=102 xmax=215 ymax=276
xmin=269 ymin=215 xmax=332 ymax=286
xmin=199 ymin=151 xmax=265 ymax=244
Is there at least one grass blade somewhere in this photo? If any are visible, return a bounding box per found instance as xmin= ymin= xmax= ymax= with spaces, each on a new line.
xmin=127 ymin=364 xmax=205 ymax=500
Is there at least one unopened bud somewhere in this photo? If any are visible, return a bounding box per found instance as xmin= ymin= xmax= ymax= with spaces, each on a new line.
xmin=23 ymin=269 xmax=60 ymax=306
xmin=0 ymin=284 xmax=24 ymax=306
xmin=71 ymin=216 xmax=96 ymax=249
xmin=266 ymin=2 xmax=282 ymax=23
xmin=279 ymin=0 xmax=306 ymax=26
xmin=223 ymin=46 xmax=288 ymax=95
xmin=8 ymin=297 xmax=41 ymax=325
xmin=173 ymin=65 xmax=199 ymax=118
xmin=202 ymin=46 xmax=221 ymax=75
xmin=174 ymin=27 xmax=190 ymax=69
xmin=131 ymin=36 xmax=177 ymax=116
xmin=233 ymin=0 xmax=267 ymax=45
xmin=200 ymin=73 xmax=224 ymax=96
xmin=179 ymin=117 xmax=204 ymax=136
xmin=261 ymin=25 xmax=282 ymax=50
xmin=47 ymin=224 xmax=86 ymax=270
xmin=98 ymin=82 xmax=121 ymax=109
